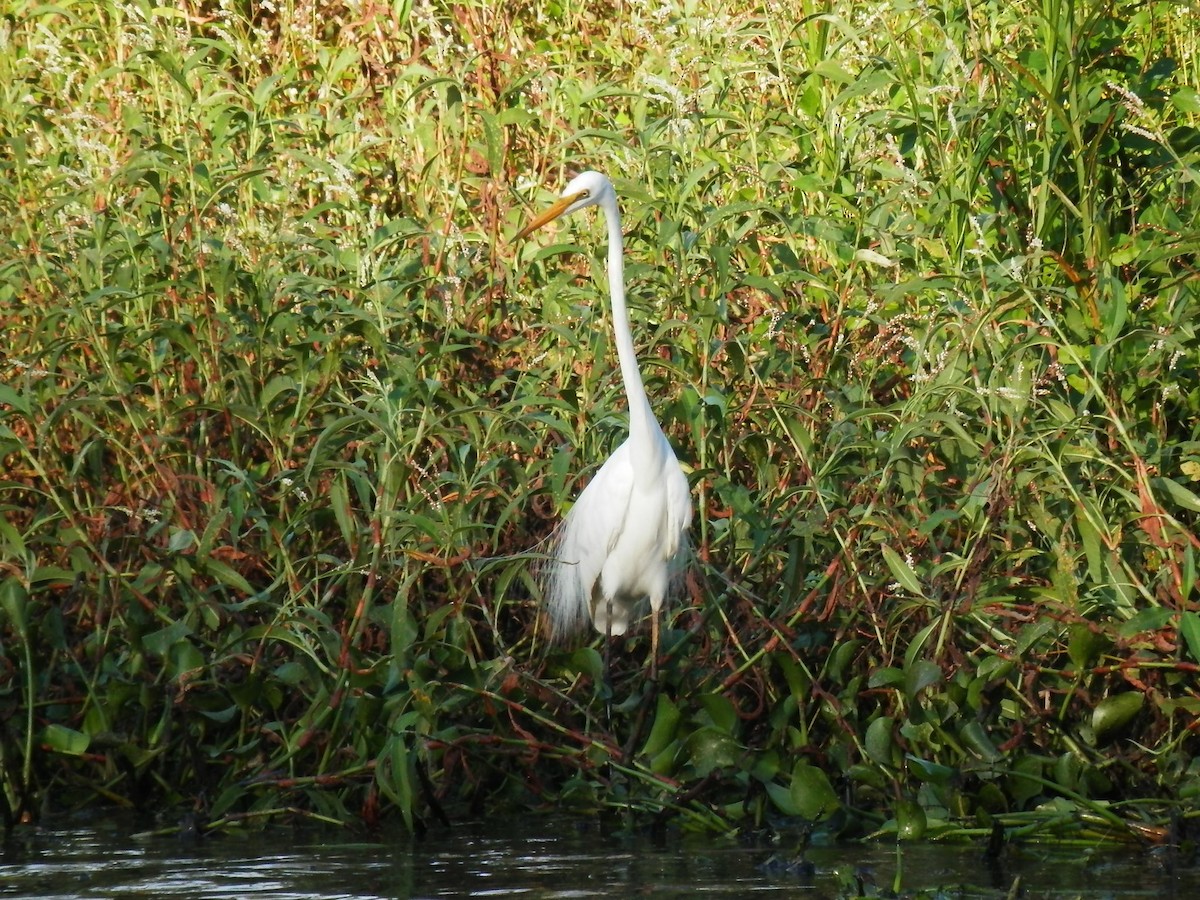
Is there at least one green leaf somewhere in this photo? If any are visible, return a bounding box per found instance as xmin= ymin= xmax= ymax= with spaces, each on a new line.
xmin=1172 ymin=86 xmax=1200 ymax=114
xmin=765 ymin=780 xmax=800 ymax=816
xmin=895 ymin=797 xmax=927 ymax=840
xmin=143 ymin=620 xmax=192 ymax=656
xmin=698 ymin=692 xmax=737 ymax=735
xmin=378 ymin=728 xmax=417 ymax=832
xmin=1075 ymin=502 xmax=1104 ymax=582
xmin=685 ymin=726 xmax=739 ymax=777
xmin=168 ymin=640 xmax=205 ymax=678
xmin=881 ymin=544 xmax=925 ymax=597
xmin=0 ymin=516 xmax=27 ymax=558
xmin=1118 ymin=607 xmax=1175 ymax=638
xmin=43 ymin=724 xmax=90 ymax=755
xmin=640 ymin=692 xmax=681 ymax=758
xmin=865 ymin=716 xmax=895 ymax=766
xmin=0 ymin=382 xmax=31 ymax=415
xmin=167 ymin=528 xmax=196 ymax=553
xmin=906 ymin=754 xmax=955 ymax=784
xmin=1008 ymin=755 xmax=1045 ymax=806
xmin=960 ymin=721 xmax=1002 ymax=762
xmin=905 ymin=659 xmax=942 ymax=699
xmin=1092 ymin=692 xmax=1145 ymax=741
xmin=1181 ymin=612 xmax=1200 ymax=665
xmin=867 ymin=666 xmax=904 ymax=689
xmin=1067 ymin=624 xmax=1110 ymax=670
xmin=201 ymin=557 xmax=254 ymax=595
xmin=1153 ymin=477 xmax=1200 ymax=513
xmin=789 ymin=762 xmax=840 ymax=821
xmin=0 ymin=577 xmax=29 ymax=638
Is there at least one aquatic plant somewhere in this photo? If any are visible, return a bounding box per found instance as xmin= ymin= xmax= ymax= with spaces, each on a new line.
xmin=1 ymin=0 xmax=1199 ymax=850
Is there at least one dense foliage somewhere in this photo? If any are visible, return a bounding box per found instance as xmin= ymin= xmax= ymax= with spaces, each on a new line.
xmin=2 ymin=0 xmax=1199 ymax=850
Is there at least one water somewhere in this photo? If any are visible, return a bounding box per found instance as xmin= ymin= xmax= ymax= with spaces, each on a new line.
xmin=2 ymin=813 xmax=1198 ymax=898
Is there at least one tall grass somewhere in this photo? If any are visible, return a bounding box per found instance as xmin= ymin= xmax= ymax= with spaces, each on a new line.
xmin=2 ymin=0 xmax=1199 ymax=845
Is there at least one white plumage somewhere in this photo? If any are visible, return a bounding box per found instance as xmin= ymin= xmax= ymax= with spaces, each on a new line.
xmin=516 ymin=170 xmax=692 ymax=670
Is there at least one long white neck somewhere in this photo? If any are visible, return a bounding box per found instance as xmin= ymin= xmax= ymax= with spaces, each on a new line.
xmin=600 ymin=195 xmax=658 ymax=445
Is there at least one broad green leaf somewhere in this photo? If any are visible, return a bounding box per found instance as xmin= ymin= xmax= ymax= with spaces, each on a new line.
xmin=865 ymin=716 xmax=895 ymax=766
xmin=1075 ymin=501 xmax=1104 ymax=582
xmin=685 ymin=726 xmax=739 ymax=777
xmin=1180 ymin=612 xmax=1200 ymax=665
xmin=168 ymin=640 xmax=205 ymax=678
xmin=1067 ymin=624 xmax=1110 ymax=670
xmin=0 ymin=517 xmax=27 ymax=557
xmin=1118 ymin=607 xmax=1175 ymax=638
xmin=142 ymin=620 xmax=192 ymax=656
xmin=906 ymin=754 xmax=955 ymax=784
xmin=867 ymin=666 xmax=904 ymax=689
xmin=1153 ymin=477 xmax=1200 ymax=513
xmin=790 ymin=762 xmax=839 ymax=821
xmin=895 ymin=797 xmax=927 ymax=840
xmin=167 ymin=528 xmax=195 ymax=553
xmin=379 ymin=730 xmax=416 ymax=832
xmin=200 ymin=557 xmax=254 ymax=595
xmin=0 ymin=577 xmax=28 ymax=638
xmin=881 ymin=544 xmax=925 ymax=597
xmin=566 ymin=646 xmax=603 ymax=682
xmin=765 ymin=781 xmax=800 ymax=817
xmin=43 ymin=724 xmax=89 ymax=755
xmin=698 ymin=692 xmax=737 ymax=735
xmin=1172 ymin=85 xmax=1200 ymax=114
xmin=905 ymin=659 xmax=943 ymax=699
xmin=1008 ymin=755 xmax=1045 ymax=806
xmin=1092 ymin=692 xmax=1145 ymax=741
xmin=960 ymin=721 xmax=1001 ymax=762
xmin=640 ymin=692 xmax=681 ymax=758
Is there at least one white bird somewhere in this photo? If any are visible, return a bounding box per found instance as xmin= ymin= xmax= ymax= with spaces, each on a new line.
xmin=515 ymin=170 xmax=692 ymax=675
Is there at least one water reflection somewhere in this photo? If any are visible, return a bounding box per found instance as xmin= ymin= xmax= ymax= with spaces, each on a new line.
xmin=1 ymin=813 xmax=1197 ymax=898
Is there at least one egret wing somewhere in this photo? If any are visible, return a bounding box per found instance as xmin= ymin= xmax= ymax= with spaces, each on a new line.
xmin=542 ymin=442 xmax=636 ymax=638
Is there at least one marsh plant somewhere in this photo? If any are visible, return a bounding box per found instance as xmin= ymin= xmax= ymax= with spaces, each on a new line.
xmin=2 ymin=0 xmax=1199 ymax=849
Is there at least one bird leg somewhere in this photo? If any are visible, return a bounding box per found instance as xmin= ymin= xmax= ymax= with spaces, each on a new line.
xmin=650 ymin=606 xmax=660 ymax=682
xmin=602 ymin=595 xmax=614 ymax=698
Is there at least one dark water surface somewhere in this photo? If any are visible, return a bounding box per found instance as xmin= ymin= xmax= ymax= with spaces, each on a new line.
xmin=2 ymin=813 xmax=1198 ymax=898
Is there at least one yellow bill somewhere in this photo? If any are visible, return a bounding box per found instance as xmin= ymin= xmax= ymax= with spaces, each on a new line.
xmin=514 ymin=190 xmax=588 ymax=241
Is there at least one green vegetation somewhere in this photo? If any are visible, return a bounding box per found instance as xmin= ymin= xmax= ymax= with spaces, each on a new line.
xmin=2 ymin=0 xmax=1199 ymax=850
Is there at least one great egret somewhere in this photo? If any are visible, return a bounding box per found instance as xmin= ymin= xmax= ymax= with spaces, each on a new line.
xmin=515 ymin=170 xmax=692 ymax=675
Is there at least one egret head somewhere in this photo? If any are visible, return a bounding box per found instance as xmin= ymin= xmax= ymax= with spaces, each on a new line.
xmin=515 ymin=170 xmax=614 ymax=240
